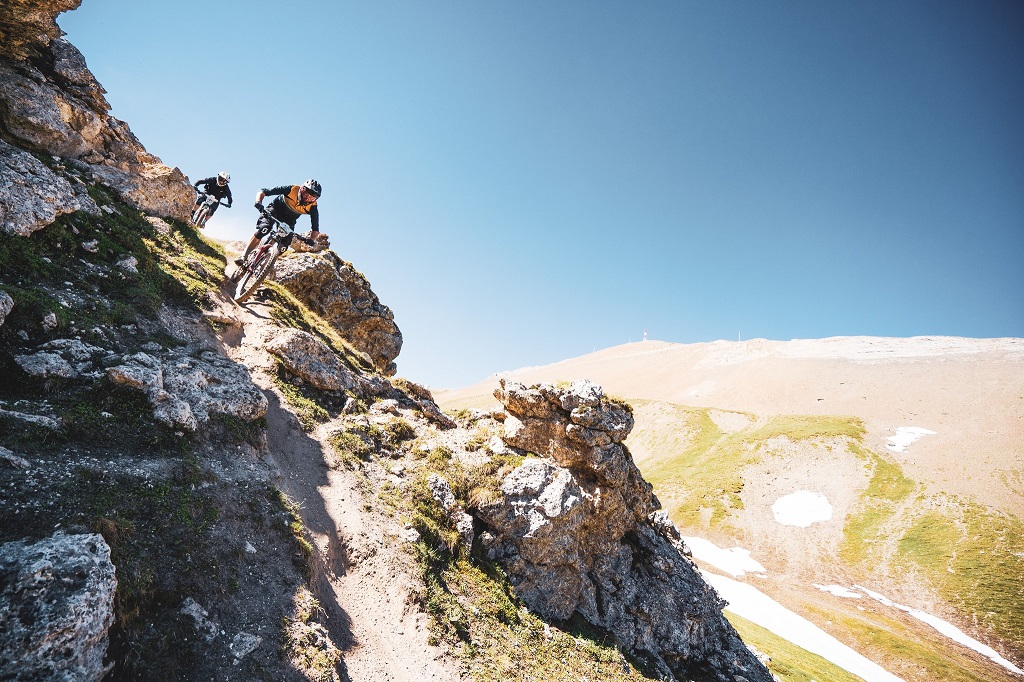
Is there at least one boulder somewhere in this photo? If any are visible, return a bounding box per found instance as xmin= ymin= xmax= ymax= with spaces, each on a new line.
xmin=266 ymin=328 xmax=362 ymax=392
xmin=0 ymin=139 xmax=99 ymax=237
xmin=391 ymin=377 xmax=456 ymax=429
xmin=0 ymin=4 xmax=193 ymax=220
xmin=478 ymin=379 xmax=772 ymax=682
xmin=107 ymin=349 xmax=268 ymax=431
xmin=0 ymin=290 xmax=15 ymax=327
xmin=0 ymin=532 xmax=116 ymax=681
xmin=14 ymin=338 xmax=107 ymax=379
xmin=272 ymin=251 xmax=402 ymax=375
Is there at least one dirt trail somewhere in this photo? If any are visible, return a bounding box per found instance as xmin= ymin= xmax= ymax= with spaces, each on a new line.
xmin=221 ymin=295 xmax=459 ymax=681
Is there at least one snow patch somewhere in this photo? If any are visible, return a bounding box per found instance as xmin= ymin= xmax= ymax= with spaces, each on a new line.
xmin=886 ymin=426 xmax=936 ymax=452
xmin=772 ymin=490 xmax=833 ymax=527
xmin=814 ymin=584 xmax=863 ymax=599
xmin=682 ymin=536 xmax=766 ymax=577
xmin=701 ymin=571 xmax=905 ymax=682
xmin=853 ymin=586 xmax=1024 ymax=676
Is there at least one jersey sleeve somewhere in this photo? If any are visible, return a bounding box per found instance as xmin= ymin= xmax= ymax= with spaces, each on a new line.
xmin=309 ymin=204 xmax=320 ymax=231
xmin=261 ymin=185 xmax=292 ymax=196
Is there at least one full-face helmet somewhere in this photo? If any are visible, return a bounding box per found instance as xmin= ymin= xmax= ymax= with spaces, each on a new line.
xmin=301 ymin=178 xmax=321 ymax=197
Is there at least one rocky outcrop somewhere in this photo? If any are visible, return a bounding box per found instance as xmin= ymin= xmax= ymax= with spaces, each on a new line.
xmin=477 ymin=379 xmax=773 ymax=682
xmin=265 ymin=328 xmax=400 ymax=402
xmin=0 ymin=290 xmax=13 ymax=327
xmin=14 ymin=337 xmax=108 ymax=379
xmin=0 ymin=139 xmax=99 ymax=236
xmin=272 ymin=252 xmax=403 ymax=376
xmin=0 ymin=0 xmax=80 ymax=62
xmin=105 ymin=349 xmax=269 ymax=431
xmin=0 ymin=531 xmax=117 ymax=681
xmin=0 ymin=1 xmax=193 ymax=230
xmin=391 ymin=377 xmax=457 ymax=429
xmin=267 ymin=328 xmax=371 ymax=393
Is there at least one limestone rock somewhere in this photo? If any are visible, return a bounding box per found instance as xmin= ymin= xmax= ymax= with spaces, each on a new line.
xmin=0 ymin=4 xmax=193 ymax=220
xmin=0 ymin=406 xmax=61 ymax=431
xmin=266 ymin=328 xmax=362 ymax=392
xmin=391 ymin=377 xmax=457 ymax=429
xmin=429 ymin=474 xmax=475 ymax=553
xmin=0 ymin=532 xmax=116 ymax=681
xmin=0 ymin=445 xmax=31 ymax=469
xmin=478 ymin=379 xmax=773 ymax=682
xmin=107 ymin=349 xmax=268 ymax=431
xmin=272 ymin=251 xmax=402 ymax=375
xmin=0 ymin=290 xmax=14 ymax=327
xmin=180 ymin=597 xmax=219 ymax=643
xmin=0 ymin=139 xmax=99 ymax=237
xmin=14 ymin=338 xmax=106 ymax=379
xmin=230 ymin=632 xmax=262 ymax=660
xmin=0 ymin=0 xmax=82 ymax=63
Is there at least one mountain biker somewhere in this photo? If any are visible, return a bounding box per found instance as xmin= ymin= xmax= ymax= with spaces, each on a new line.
xmin=193 ymin=171 xmax=233 ymax=221
xmin=235 ymin=179 xmax=324 ymax=265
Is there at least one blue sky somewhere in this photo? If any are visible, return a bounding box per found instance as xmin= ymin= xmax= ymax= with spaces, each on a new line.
xmin=60 ymin=1 xmax=1023 ymax=388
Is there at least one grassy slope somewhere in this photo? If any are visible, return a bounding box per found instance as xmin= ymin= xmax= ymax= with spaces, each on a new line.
xmin=624 ymin=398 xmax=1024 ymax=680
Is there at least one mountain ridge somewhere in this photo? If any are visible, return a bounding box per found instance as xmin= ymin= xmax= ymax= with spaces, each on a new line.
xmin=437 ymin=336 xmax=1024 ymax=518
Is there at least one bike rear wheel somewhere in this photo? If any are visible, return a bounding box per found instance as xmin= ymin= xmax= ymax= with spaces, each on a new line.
xmin=233 ymin=245 xmax=280 ymax=303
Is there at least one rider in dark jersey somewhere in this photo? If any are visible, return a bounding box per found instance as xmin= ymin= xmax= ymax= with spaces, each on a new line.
xmin=193 ymin=171 xmax=233 ymax=220
xmin=235 ymin=179 xmax=323 ymax=265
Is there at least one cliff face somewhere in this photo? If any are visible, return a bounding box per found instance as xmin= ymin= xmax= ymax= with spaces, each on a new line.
xmin=0 ymin=0 xmax=193 ymax=235
xmin=478 ymin=379 xmax=773 ymax=682
xmin=274 ymin=251 xmax=404 ymax=377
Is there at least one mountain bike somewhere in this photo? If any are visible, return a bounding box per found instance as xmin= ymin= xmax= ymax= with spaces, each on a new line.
xmin=231 ymin=205 xmax=314 ymax=303
xmin=191 ymin=192 xmax=229 ymax=228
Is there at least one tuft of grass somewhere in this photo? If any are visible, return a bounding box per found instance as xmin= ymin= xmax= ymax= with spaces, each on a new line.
xmin=269 ymin=487 xmax=314 ymax=577
xmin=282 ymin=587 xmax=342 ymax=681
xmin=274 ymin=374 xmax=331 ymax=432
xmin=327 ymin=429 xmax=374 ymax=469
xmin=208 ymin=413 xmax=266 ymax=447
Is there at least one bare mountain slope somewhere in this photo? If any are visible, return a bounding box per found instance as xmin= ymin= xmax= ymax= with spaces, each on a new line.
xmin=437 ymin=337 xmax=1024 ymax=518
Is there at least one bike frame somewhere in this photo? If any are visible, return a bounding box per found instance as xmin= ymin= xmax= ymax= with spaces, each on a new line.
xmin=240 ymin=216 xmax=293 ymax=273
xmin=231 ymin=210 xmax=303 ymax=303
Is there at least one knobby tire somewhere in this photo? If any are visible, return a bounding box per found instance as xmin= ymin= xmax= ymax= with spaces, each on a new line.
xmin=192 ymin=206 xmax=209 ymax=227
xmin=233 ymin=245 xmax=279 ymax=303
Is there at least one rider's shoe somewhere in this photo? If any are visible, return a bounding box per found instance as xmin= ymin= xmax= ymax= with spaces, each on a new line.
xmin=233 ymin=257 xmax=243 ymax=266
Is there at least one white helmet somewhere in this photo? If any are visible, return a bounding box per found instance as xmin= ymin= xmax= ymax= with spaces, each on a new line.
xmin=217 ymin=171 xmax=230 ymax=185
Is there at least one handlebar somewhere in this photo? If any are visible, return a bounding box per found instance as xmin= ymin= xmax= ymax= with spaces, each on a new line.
xmin=196 ymin=190 xmax=230 ymax=207
xmin=254 ymin=203 xmax=320 ymax=247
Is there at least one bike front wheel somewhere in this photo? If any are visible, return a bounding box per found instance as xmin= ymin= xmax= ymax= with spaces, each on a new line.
xmin=192 ymin=205 xmax=210 ymax=227
xmin=233 ymin=245 xmax=280 ymax=303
